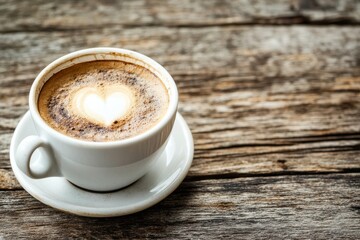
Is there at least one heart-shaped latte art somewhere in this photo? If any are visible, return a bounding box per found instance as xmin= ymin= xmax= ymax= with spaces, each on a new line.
xmin=71 ymin=85 xmax=134 ymax=126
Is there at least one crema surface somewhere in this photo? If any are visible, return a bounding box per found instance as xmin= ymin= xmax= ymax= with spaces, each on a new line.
xmin=38 ymin=60 xmax=169 ymax=142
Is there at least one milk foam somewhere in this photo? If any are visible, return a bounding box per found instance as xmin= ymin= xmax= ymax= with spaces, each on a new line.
xmin=72 ymin=85 xmax=134 ymax=126
xmin=38 ymin=60 xmax=169 ymax=142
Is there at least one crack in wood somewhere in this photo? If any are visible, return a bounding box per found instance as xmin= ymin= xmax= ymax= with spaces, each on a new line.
xmin=1 ymin=19 xmax=359 ymax=34
xmin=185 ymin=169 xmax=360 ymax=182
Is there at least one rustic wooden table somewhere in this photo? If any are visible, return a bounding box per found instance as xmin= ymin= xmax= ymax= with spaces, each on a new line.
xmin=1 ymin=0 xmax=359 ymax=238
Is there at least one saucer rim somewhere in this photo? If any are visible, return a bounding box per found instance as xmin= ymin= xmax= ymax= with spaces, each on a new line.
xmin=10 ymin=111 xmax=193 ymax=217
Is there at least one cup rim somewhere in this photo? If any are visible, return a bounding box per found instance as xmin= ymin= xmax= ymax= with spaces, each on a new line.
xmin=29 ymin=47 xmax=178 ymax=148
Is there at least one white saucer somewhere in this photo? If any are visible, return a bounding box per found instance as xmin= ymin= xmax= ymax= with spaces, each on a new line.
xmin=10 ymin=111 xmax=193 ymax=217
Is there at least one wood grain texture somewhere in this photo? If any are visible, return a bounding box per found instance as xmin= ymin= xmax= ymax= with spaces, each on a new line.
xmin=0 ymin=174 xmax=359 ymax=239
xmin=1 ymin=26 xmax=359 ymax=179
xmin=0 ymin=169 xmax=19 ymax=189
xmin=0 ymin=0 xmax=359 ymax=33
xmin=1 ymin=0 xmax=360 ymax=238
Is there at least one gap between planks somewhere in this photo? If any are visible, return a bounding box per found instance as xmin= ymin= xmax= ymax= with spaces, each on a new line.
xmin=1 ymin=21 xmax=360 ymax=34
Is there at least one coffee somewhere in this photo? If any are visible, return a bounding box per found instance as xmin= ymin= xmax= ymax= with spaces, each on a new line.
xmin=38 ymin=60 xmax=169 ymax=142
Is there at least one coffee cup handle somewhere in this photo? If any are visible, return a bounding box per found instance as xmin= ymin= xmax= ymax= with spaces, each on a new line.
xmin=15 ymin=135 xmax=60 ymax=178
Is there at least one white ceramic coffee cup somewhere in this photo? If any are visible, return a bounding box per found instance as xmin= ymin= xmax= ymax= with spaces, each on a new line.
xmin=15 ymin=47 xmax=178 ymax=192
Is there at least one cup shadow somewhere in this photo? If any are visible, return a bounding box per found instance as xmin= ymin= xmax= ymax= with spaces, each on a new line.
xmin=67 ymin=181 xmax=195 ymax=237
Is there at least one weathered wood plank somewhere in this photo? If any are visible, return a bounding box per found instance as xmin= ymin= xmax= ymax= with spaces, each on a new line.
xmin=0 ymin=0 xmax=359 ymax=33
xmin=0 ymin=169 xmax=19 ymax=189
xmin=0 ymin=174 xmax=359 ymax=239
xmin=1 ymin=26 xmax=359 ymax=179
xmin=1 ymin=0 xmax=359 ymax=237
xmin=1 ymin=27 xmax=358 ymax=98
xmin=1 ymin=26 xmax=359 ymax=78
